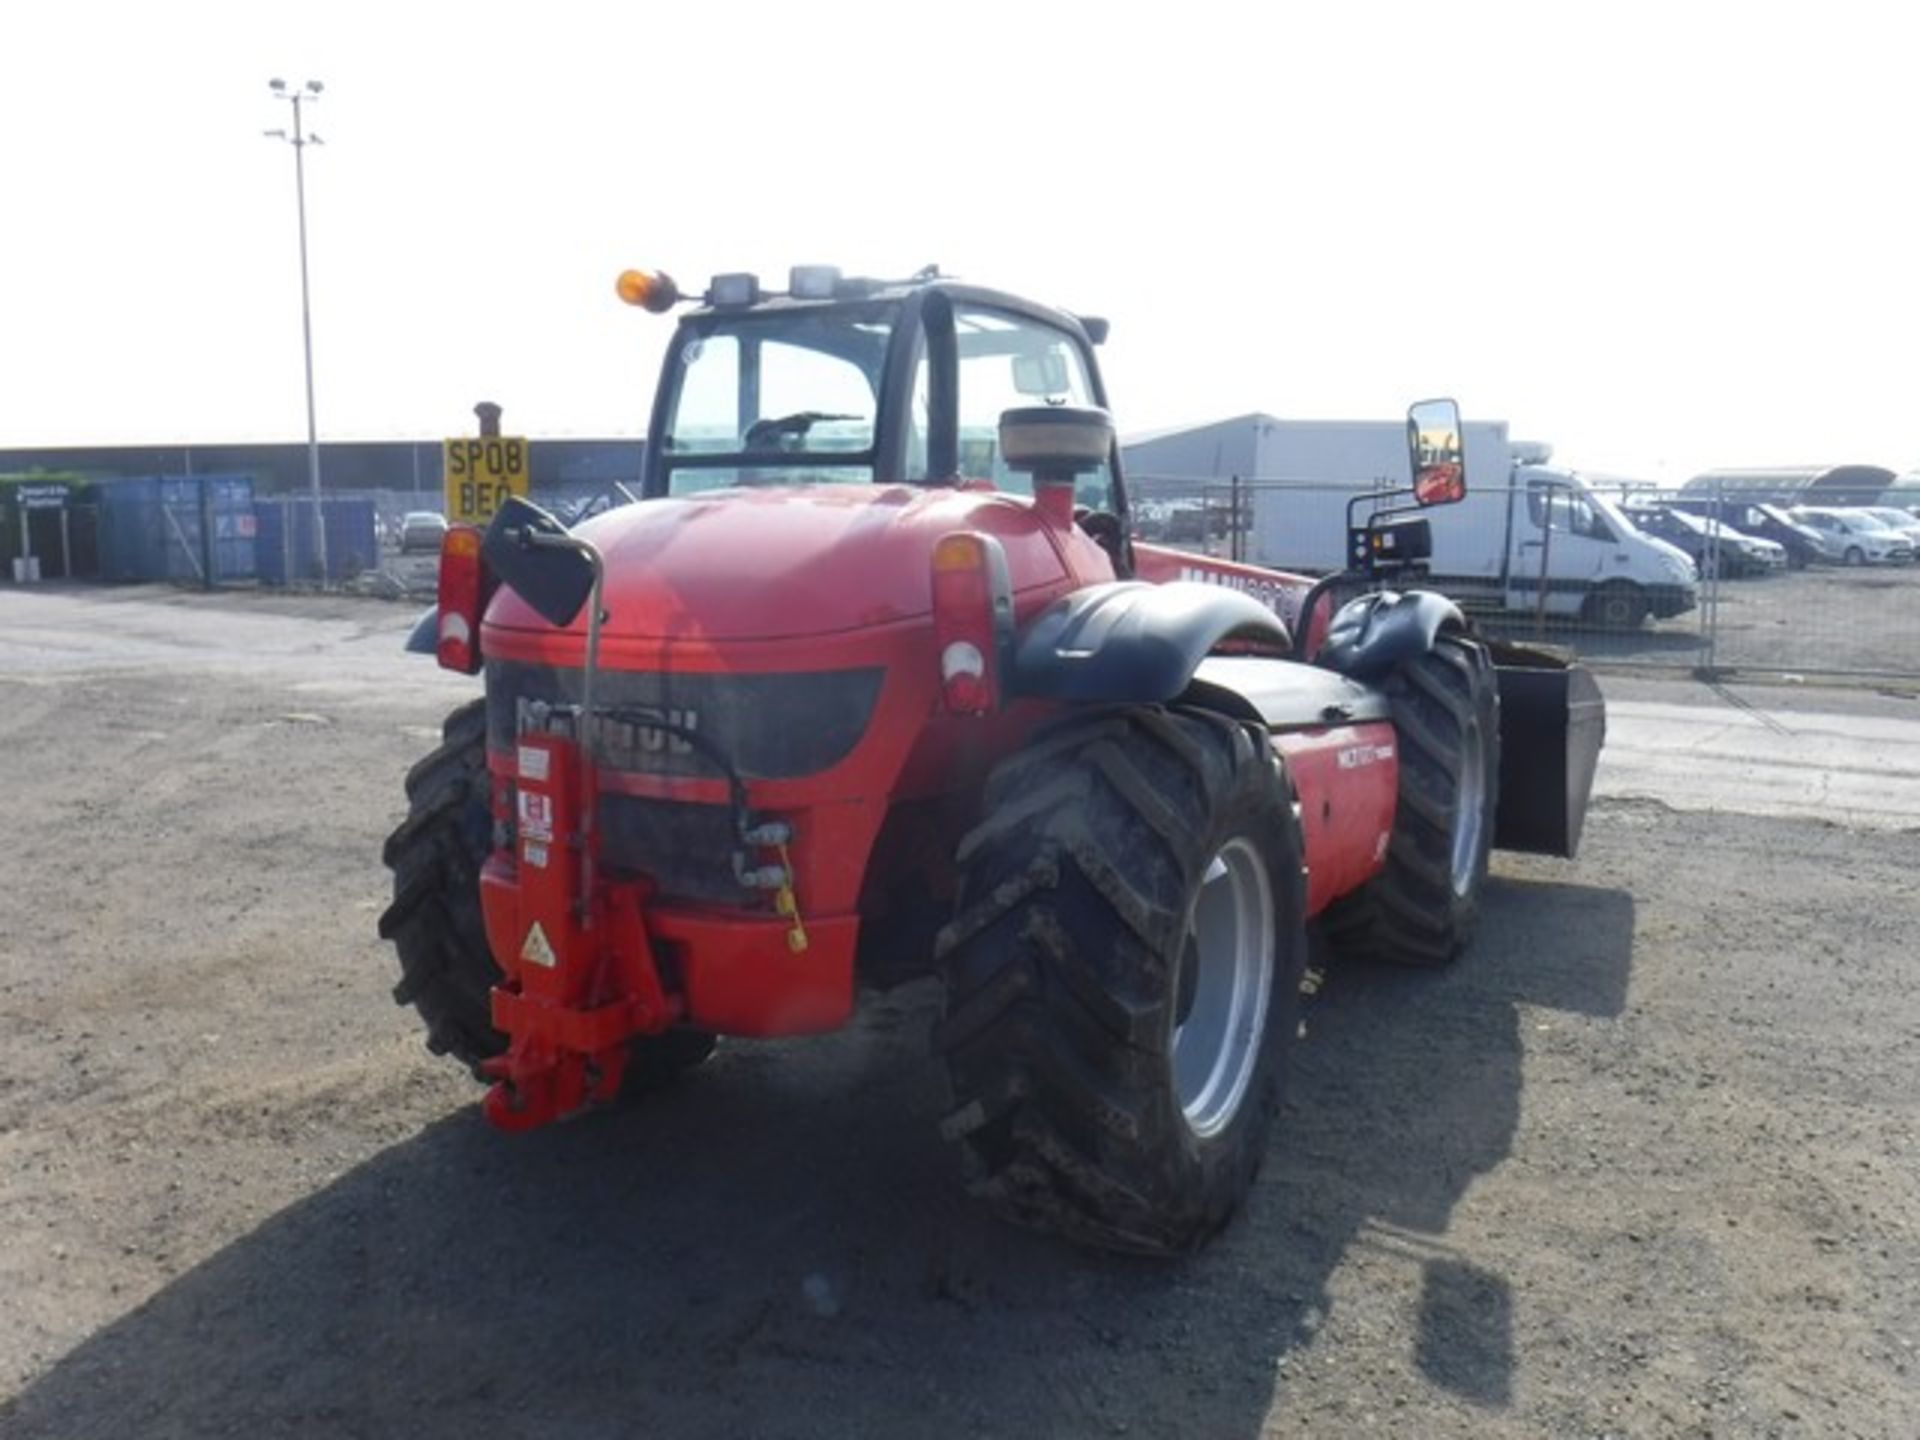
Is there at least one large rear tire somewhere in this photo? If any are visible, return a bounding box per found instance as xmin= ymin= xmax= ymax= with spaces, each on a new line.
xmin=1322 ymin=632 xmax=1500 ymax=968
xmin=935 ymin=706 xmax=1307 ymax=1255
xmin=377 ymin=699 xmax=715 ymax=1084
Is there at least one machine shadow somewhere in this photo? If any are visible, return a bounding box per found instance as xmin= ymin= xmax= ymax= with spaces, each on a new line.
xmin=2 ymin=877 xmax=1633 ymax=1440
xmin=1263 ymin=873 xmax=1632 ymax=1415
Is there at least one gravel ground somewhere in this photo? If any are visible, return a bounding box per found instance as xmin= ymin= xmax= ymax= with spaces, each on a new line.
xmin=0 ymin=585 xmax=1915 ymax=1438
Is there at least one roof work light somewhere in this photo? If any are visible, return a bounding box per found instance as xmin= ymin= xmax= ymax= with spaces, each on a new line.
xmin=789 ymin=265 xmax=841 ymax=300
xmin=706 ymin=273 xmax=761 ymax=307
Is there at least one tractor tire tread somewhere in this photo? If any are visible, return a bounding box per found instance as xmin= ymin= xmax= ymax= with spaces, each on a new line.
xmin=1321 ymin=632 xmax=1500 ymax=968
xmin=938 ymin=705 xmax=1305 ymax=1255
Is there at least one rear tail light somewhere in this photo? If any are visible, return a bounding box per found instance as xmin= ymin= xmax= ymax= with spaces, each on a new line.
xmin=931 ymin=531 xmax=1014 ymax=715
xmin=436 ymin=525 xmax=494 ymax=674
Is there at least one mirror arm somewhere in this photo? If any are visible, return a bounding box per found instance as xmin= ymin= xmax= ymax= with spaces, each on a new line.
xmin=1344 ymin=487 xmax=1422 ymax=530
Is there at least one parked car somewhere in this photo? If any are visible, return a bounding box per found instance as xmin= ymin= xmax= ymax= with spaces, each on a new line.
xmin=1789 ymin=507 xmax=1914 ymax=565
xmin=1862 ymin=507 xmax=1920 ymax=551
xmin=399 ymin=511 xmax=449 ymax=554
xmin=1138 ymin=498 xmax=1221 ymax=544
xmin=1665 ymin=498 xmax=1825 ymax=569
xmin=1624 ymin=504 xmax=1787 ymax=577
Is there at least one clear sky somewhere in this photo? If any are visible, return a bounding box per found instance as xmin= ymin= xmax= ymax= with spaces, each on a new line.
xmin=2 ymin=0 xmax=1913 ymax=483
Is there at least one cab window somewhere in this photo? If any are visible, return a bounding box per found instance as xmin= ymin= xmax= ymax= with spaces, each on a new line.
xmin=662 ymin=310 xmax=889 ymax=494
xmin=911 ymin=309 xmax=1114 ymax=511
xmin=1527 ymin=484 xmax=1614 ymax=541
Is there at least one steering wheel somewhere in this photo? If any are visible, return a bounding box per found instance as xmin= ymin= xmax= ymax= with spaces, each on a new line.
xmin=741 ymin=410 xmax=857 ymax=452
xmin=743 ymin=417 xmax=799 ymax=452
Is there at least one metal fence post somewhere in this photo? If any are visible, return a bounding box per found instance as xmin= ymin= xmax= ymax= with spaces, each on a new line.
xmin=198 ymin=477 xmax=215 ymax=590
xmin=1535 ymin=481 xmax=1553 ymax=640
xmin=1230 ymin=474 xmax=1243 ymax=563
xmin=1701 ymin=479 xmax=1721 ymax=676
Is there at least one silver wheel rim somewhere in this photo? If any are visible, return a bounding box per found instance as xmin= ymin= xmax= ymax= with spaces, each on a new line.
xmin=1173 ymin=838 xmax=1275 ymax=1139
xmin=1450 ymin=717 xmax=1488 ymax=898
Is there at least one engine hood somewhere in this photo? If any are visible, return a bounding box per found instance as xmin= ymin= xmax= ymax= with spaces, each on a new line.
xmin=484 ymin=484 xmax=1075 ymax=643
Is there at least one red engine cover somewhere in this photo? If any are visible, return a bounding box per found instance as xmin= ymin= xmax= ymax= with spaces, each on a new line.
xmin=485 ymin=483 xmax=1115 ymax=648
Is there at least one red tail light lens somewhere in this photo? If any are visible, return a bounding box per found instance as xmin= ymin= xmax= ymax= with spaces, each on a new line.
xmin=931 ymin=531 xmax=1013 ymax=715
xmin=436 ymin=525 xmax=491 ymax=674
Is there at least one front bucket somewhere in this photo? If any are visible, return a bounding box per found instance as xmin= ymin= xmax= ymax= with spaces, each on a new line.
xmin=1488 ymin=640 xmax=1606 ymax=859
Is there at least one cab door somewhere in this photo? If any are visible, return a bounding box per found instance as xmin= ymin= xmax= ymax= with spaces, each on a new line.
xmin=902 ymin=299 xmax=1125 ymax=582
xmin=1506 ymin=480 xmax=1618 ymax=614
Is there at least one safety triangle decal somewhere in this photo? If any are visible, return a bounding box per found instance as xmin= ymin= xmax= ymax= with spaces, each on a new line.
xmin=520 ymin=922 xmax=557 ymax=968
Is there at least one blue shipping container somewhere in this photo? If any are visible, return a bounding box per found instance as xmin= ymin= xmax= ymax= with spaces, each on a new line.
xmin=196 ymin=475 xmax=258 ymax=582
xmin=254 ymin=498 xmax=379 ymax=585
xmin=89 ymin=474 xmax=256 ymax=584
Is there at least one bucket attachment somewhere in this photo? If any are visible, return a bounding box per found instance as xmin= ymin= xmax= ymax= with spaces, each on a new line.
xmin=1487 ymin=639 xmax=1606 ymax=859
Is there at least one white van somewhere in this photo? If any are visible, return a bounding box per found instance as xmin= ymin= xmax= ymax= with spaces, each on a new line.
xmin=1199 ymin=420 xmax=1698 ymax=628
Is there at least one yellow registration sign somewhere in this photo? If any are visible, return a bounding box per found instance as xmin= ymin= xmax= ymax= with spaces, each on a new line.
xmin=443 ymin=436 xmax=529 ymax=524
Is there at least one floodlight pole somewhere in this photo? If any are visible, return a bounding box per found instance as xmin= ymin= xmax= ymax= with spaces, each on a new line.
xmin=266 ymin=78 xmax=328 ymax=582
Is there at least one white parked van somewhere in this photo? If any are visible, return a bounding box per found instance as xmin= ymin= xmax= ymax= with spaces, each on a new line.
xmin=1128 ymin=419 xmax=1697 ymax=628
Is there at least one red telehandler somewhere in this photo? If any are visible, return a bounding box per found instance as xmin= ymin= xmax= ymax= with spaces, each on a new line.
xmin=382 ymin=265 xmax=1603 ymax=1253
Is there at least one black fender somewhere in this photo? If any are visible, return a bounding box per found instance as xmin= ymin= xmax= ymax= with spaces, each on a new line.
xmin=404 ymin=606 xmax=438 ymax=655
xmin=1315 ymin=588 xmax=1466 ymax=682
xmin=1011 ymin=581 xmax=1290 ymax=703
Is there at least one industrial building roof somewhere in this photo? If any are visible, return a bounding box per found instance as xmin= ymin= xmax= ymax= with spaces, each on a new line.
xmin=1681 ymin=464 xmax=1899 ymax=505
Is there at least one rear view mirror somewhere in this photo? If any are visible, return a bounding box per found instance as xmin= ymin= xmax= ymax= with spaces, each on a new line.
xmin=483 ymin=495 xmax=594 ymax=627
xmin=1011 ymin=350 xmax=1071 ymax=397
xmin=1407 ymin=398 xmax=1467 ymax=506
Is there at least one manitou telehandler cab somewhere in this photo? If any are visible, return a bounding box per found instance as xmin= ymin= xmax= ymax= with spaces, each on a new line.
xmin=382 ymin=264 xmax=1604 ymax=1253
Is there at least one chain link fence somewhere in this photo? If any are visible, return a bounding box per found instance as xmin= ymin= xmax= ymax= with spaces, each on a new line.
xmin=17 ymin=465 xmax=1916 ymax=681
xmin=289 ymin=483 xmax=631 ymax=599
xmin=1136 ymin=476 xmax=1920 ymax=682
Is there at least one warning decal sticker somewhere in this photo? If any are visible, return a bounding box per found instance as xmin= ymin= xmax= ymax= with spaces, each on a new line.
xmin=521 ymin=923 xmax=557 ymax=968
xmin=518 ymin=791 xmax=553 ymax=843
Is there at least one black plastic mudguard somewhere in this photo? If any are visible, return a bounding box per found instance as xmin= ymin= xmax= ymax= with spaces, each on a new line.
xmin=1487 ymin=638 xmax=1607 ymax=859
xmin=1315 ymin=589 xmax=1466 ymax=682
xmin=1011 ymin=581 xmax=1290 ymax=704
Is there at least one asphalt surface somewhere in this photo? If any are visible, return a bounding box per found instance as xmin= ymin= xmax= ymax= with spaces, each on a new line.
xmin=1 ymin=584 xmax=1914 ymax=1439
xmin=1595 ymin=679 xmax=1920 ymax=832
